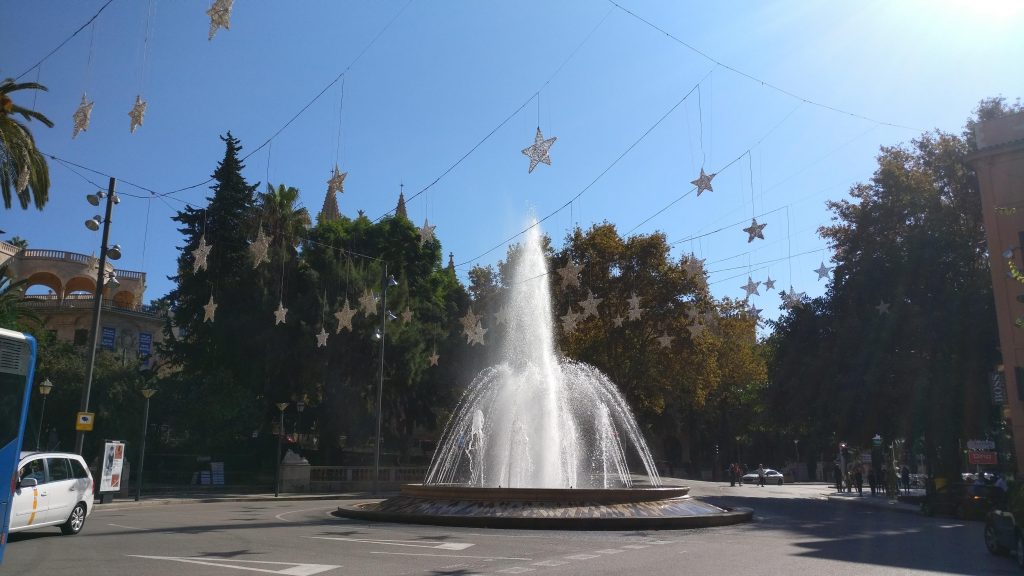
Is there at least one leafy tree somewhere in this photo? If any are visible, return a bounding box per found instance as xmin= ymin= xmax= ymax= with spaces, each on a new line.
xmin=0 ymin=263 xmax=39 ymax=330
xmin=0 ymin=79 xmax=52 ymax=210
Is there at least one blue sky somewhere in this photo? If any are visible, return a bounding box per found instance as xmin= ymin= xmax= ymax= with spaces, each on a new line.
xmin=3 ymin=0 xmax=1023 ymax=322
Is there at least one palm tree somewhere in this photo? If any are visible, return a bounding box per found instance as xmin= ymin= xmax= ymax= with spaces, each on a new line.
xmin=0 ymin=264 xmax=40 ymax=330
xmin=1 ymin=79 xmax=53 ymax=210
xmin=258 ymin=183 xmax=311 ymax=257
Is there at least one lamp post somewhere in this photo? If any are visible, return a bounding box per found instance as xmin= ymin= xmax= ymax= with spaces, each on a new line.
xmin=373 ymin=268 xmax=398 ymax=495
xmin=275 ymin=402 xmax=289 ymax=497
xmin=135 ymin=388 xmax=156 ymax=501
xmin=35 ymin=378 xmax=54 ymax=451
xmin=75 ymin=177 xmax=123 ymax=455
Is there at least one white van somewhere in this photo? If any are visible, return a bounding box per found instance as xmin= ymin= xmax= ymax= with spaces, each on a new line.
xmin=9 ymin=452 xmax=94 ymax=535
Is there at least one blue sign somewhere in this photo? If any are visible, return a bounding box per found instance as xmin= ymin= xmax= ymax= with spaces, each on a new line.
xmin=101 ymin=326 xmax=116 ymax=351
xmin=138 ymin=332 xmax=152 ymax=357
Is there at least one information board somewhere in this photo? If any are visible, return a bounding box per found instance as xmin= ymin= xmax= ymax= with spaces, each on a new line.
xmin=101 ymin=326 xmax=116 ymax=351
xmin=99 ymin=440 xmax=125 ymax=492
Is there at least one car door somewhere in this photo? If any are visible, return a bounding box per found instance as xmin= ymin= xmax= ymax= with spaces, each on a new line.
xmin=44 ymin=458 xmax=75 ymax=525
xmin=9 ymin=457 xmax=47 ymax=530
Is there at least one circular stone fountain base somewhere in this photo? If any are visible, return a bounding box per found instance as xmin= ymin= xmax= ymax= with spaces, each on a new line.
xmin=334 ymin=484 xmax=752 ymax=530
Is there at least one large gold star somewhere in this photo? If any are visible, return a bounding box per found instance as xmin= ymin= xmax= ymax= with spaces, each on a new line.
xmin=273 ymin=301 xmax=288 ymax=325
xmin=327 ymin=164 xmax=347 ymax=195
xmin=203 ymin=294 xmax=218 ymax=323
xmin=460 ymin=307 xmax=482 ymax=334
xmin=358 ymin=289 xmax=377 ymax=317
xmin=72 ymin=93 xmax=94 ymax=139
xmin=419 ymin=218 xmax=436 ymax=246
xmin=556 ymin=260 xmax=583 ymax=289
xmin=191 ymin=235 xmax=212 ymax=273
xmin=521 ymin=127 xmax=557 ymax=173
xmin=128 ymin=95 xmax=147 ymax=134
xmin=578 ymin=290 xmax=603 ymax=319
xmin=560 ymin=308 xmax=580 ymax=333
xmin=206 ymin=0 xmax=233 ymax=40
xmin=334 ymin=298 xmax=357 ymax=332
xmin=743 ymin=218 xmax=767 ymax=243
xmin=466 ymin=323 xmax=487 ymax=346
xmin=428 ymin=349 xmax=440 ymax=366
xmin=250 ymin=228 xmax=271 ymax=268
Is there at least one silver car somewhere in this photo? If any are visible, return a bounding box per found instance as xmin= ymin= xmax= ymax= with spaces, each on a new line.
xmin=742 ymin=468 xmax=785 ymax=485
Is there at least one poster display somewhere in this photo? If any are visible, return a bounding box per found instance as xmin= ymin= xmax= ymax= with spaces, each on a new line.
xmin=101 ymin=326 xmax=116 ymax=351
xmin=99 ymin=440 xmax=125 ymax=492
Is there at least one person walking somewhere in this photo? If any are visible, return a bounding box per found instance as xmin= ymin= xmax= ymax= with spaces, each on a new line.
xmin=729 ymin=463 xmax=737 ymax=487
xmin=868 ymin=468 xmax=877 ymax=496
xmin=757 ymin=464 xmax=766 ymax=487
xmin=833 ymin=463 xmax=842 ymax=492
xmin=854 ymin=467 xmax=864 ymax=496
xmin=900 ymin=465 xmax=911 ymax=495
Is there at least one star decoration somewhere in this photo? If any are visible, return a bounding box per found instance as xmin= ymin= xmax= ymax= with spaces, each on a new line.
xmin=782 ymin=287 xmax=806 ymax=310
xmin=428 ymin=349 xmax=440 ymax=366
xmin=460 ymin=307 xmax=482 ymax=333
xmin=747 ymin=304 xmax=762 ymax=321
xmin=556 ymin=260 xmax=583 ymax=289
xmin=327 ymin=164 xmax=348 ymax=195
xmin=521 ymin=127 xmax=557 ymax=173
xmin=742 ymin=276 xmax=761 ymax=298
xmin=743 ymin=218 xmax=767 ymax=243
xmin=687 ymin=323 xmax=705 ymax=339
xmin=334 ymin=298 xmax=357 ymax=333
xmin=685 ymin=305 xmax=699 ymax=322
xmin=683 ymin=254 xmax=706 ymax=276
xmin=250 ymin=228 xmax=271 ymax=268
xmin=192 ymin=235 xmax=212 ymax=273
xmin=612 ymin=316 xmax=625 ymax=328
xmin=561 ymin=309 xmax=580 ymax=333
xmin=315 ymin=327 xmax=329 ymax=348
xmin=494 ymin=305 xmax=510 ymax=326
xmin=466 ymin=323 xmax=487 ymax=346
xmin=206 ymin=0 xmax=233 ymax=40
xmin=203 ymin=295 xmax=217 ymax=323
xmin=815 ymin=262 xmax=831 ymax=280
xmin=401 ymin=307 xmax=413 ymax=324
xmin=358 ymin=289 xmax=378 ymax=317
xmin=128 ymin=95 xmax=147 ymax=133
xmin=627 ymin=306 xmax=645 ymax=321
xmin=419 ymin=218 xmax=436 ymax=246
xmin=876 ymin=300 xmax=890 ymax=315
xmin=72 ymin=93 xmax=94 ymax=139
xmin=763 ymin=275 xmax=776 ymax=290
xmin=690 ymin=168 xmax=716 ymax=196
xmin=274 ymin=301 xmax=288 ymax=325
xmin=656 ymin=332 xmax=674 ymax=349
xmin=578 ymin=290 xmax=603 ymax=319
xmin=627 ymin=293 xmax=642 ymax=310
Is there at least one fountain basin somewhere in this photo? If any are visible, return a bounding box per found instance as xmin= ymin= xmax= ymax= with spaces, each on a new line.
xmin=334 ymin=484 xmax=753 ymax=530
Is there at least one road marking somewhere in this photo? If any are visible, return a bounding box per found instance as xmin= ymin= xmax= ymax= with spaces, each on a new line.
xmin=595 ymin=548 xmax=624 ymax=554
xmin=274 ymin=507 xmax=338 ymax=523
xmin=532 ymin=560 xmax=568 ymax=566
xmin=308 ymin=536 xmax=474 ymax=550
xmin=370 ymin=552 xmax=532 ymax=560
xmin=126 ymin=555 xmax=339 ymax=575
xmin=498 ymin=568 xmax=535 ymax=574
xmin=107 ymin=523 xmax=144 ymax=530
xmin=621 ymin=544 xmax=648 ymax=549
xmin=565 ymin=553 xmax=599 ymax=560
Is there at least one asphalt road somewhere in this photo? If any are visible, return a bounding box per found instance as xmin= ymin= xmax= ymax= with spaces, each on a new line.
xmin=3 ymin=482 xmax=1017 ymax=575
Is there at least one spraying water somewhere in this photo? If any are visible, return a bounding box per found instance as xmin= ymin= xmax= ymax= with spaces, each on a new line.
xmin=425 ymin=221 xmax=661 ymax=488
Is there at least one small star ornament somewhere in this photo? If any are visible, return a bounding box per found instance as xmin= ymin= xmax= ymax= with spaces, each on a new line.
xmin=334 ymin=298 xmax=357 ymax=333
xmin=742 ymin=276 xmax=761 ymax=298
xmin=273 ymin=301 xmax=288 ymax=325
xmin=876 ymin=300 xmax=890 ymax=315
xmin=460 ymin=307 xmax=482 ymax=333
xmin=578 ymin=290 xmax=603 ymax=319
xmin=743 ymin=218 xmax=767 ymax=243
xmin=747 ymin=303 xmax=762 ymax=321
xmin=206 ymin=0 xmax=233 ymax=40
xmin=192 ymin=235 xmax=212 ymax=273
xmin=250 ymin=228 xmax=271 ymax=268
xmin=72 ymin=93 xmax=94 ymax=139
xmin=685 ymin=305 xmax=699 ymax=322
xmin=128 ymin=95 xmax=147 ymax=133
xmin=556 ymin=260 xmax=583 ymax=289
xmin=690 ymin=168 xmax=716 ymax=196
xmin=763 ymin=275 xmax=776 ymax=290
xmin=401 ymin=307 xmax=413 ymax=324
xmin=466 ymin=323 xmax=487 ymax=346
xmin=494 ymin=305 xmax=510 ymax=326
xmin=612 ymin=316 xmax=625 ymax=328
xmin=327 ymin=164 xmax=347 ymax=195
xmin=656 ymin=332 xmax=674 ymax=349
xmin=815 ymin=262 xmax=831 ymax=281
xmin=522 ymin=127 xmax=557 ymax=173
xmin=428 ymin=349 xmax=440 ymax=366
xmin=203 ymin=294 xmax=217 ymax=323
xmin=419 ymin=218 xmax=436 ymax=246
xmin=561 ymin=309 xmax=580 ymax=333
xmin=315 ymin=327 xmax=329 ymax=348
xmin=683 ymin=254 xmax=705 ymax=276
xmin=358 ymin=289 xmax=378 ymax=317
xmin=687 ymin=323 xmax=705 ymax=339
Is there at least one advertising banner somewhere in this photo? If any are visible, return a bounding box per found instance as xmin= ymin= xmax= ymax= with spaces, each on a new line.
xmin=99 ymin=440 xmax=125 ymax=492
xmin=101 ymin=326 xmax=116 ymax=351
xmin=968 ymin=451 xmax=998 ymax=465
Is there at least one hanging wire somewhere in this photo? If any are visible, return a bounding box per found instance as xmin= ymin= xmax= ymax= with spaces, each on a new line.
xmin=14 ymin=0 xmax=116 ymax=81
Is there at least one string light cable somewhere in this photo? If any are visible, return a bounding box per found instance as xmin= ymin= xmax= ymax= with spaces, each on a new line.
xmin=14 ymin=0 xmax=117 ymax=81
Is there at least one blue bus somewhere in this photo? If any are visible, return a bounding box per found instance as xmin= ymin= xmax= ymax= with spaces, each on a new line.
xmin=0 ymin=328 xmax=36 ymax=564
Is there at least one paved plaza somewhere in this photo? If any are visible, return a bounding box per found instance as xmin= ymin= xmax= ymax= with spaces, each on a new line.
xmin=3 ymin=481 xmax=1012 ymax=575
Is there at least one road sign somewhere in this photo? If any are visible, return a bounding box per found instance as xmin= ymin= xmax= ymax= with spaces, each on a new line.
xmin=967 ymin=440 xmax=996 ymax=450
xmin=969 ymin=451 xmax=998 ymax=465
xmin=75 ymin=412 xmax=95 ymax=431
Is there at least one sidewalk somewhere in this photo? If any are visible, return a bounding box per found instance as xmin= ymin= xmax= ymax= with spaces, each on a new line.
xmin=824 ymin=489 xmax=922 ymax=515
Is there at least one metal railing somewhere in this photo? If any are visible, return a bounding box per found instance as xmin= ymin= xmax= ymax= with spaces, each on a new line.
xmin=22 ymin=294 xmax=162 ymax=317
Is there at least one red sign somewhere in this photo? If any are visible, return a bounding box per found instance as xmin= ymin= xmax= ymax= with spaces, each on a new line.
xmin=969 ymin=451 xmax=998 ymax=465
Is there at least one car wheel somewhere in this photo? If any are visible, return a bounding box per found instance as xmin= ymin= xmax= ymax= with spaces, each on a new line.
xmin=778 ymin=479 xmax=784 ymax=486
xmin=60 ymin=503 xmax=87 ymax=535
xmin=986 ymin=523 xmax=1007 ymax=555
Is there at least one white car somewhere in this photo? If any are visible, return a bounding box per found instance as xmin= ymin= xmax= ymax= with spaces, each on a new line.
xmin=741 ymin=468 xmax=785 ymax=485
xmin=9 ymin=452 xmax=94 ymax=535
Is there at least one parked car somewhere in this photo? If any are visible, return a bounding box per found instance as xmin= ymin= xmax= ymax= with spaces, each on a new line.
xmin=922 ymin=481 xmax=1001 ymax=520
xmin=741 ymin=468 xmax=784 ymax=485
xmin=984 ymin=483 xmax=1024 ymax=568
xmin=8 ymin=451 xmax=94 ymax=536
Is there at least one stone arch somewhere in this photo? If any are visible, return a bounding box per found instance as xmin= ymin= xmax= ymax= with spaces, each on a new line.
xmin=23 ymin=271 xmax=62 ymax=297
xmin=112 ymin=290 xmax=136 ymax=308
xmin=64 ymin=276 xmax=97 ymax=297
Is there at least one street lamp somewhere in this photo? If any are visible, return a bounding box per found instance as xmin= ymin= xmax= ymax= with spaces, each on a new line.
xmin=373 ymin=269 xmax=398 ymax=495
xmin=135 ymin=388 xmax=157 ymax=501
xmin=75 ymin=178 xmax=122 ymax=455
xmin=275 ymin=402 xmax=289 ymax=497
xmin=35 ymin=378 xmax=54 ymax=451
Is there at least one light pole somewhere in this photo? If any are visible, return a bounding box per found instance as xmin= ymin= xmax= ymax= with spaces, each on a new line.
xmin=35 ymin=378 xmax=54 ymax=451
xmin=373 ymin=269 xmax=398 ymax=495
xmin=135 ymin=388 xmax=156 ymax=501
xmin=275 ymin=402 xmax=289 ymax=497
xmin=75 ymin=177 xmax=123 ymax=455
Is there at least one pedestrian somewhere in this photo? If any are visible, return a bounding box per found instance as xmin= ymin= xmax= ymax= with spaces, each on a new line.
xmin=900 ymin=465 xmax=911 ymax=495
xmin=729 ymin=463 xmax=736 ymax=487
xmin=868 ymin=468 xmax=877 ymax=496
xmin=833 ymin=463 xmax=842 ymax=492
xmin=854 ymin=467 xmax=863 ymax=496
xmin=757 ymin=464 xmax=766 ymax=487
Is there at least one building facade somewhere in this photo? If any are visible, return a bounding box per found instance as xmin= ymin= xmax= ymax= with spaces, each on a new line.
xmin=970 ymin=111 xmax=1024 ymax=474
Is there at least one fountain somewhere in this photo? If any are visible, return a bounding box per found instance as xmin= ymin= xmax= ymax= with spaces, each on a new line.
xmin=335 ymin=221 xmax=751 ymax=529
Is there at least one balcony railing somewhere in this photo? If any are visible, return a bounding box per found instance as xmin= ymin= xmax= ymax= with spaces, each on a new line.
xmin=22 ymin=294 xmax=163 ymax=318
xmin=14 ymin=248 xmax=146 ymax=281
